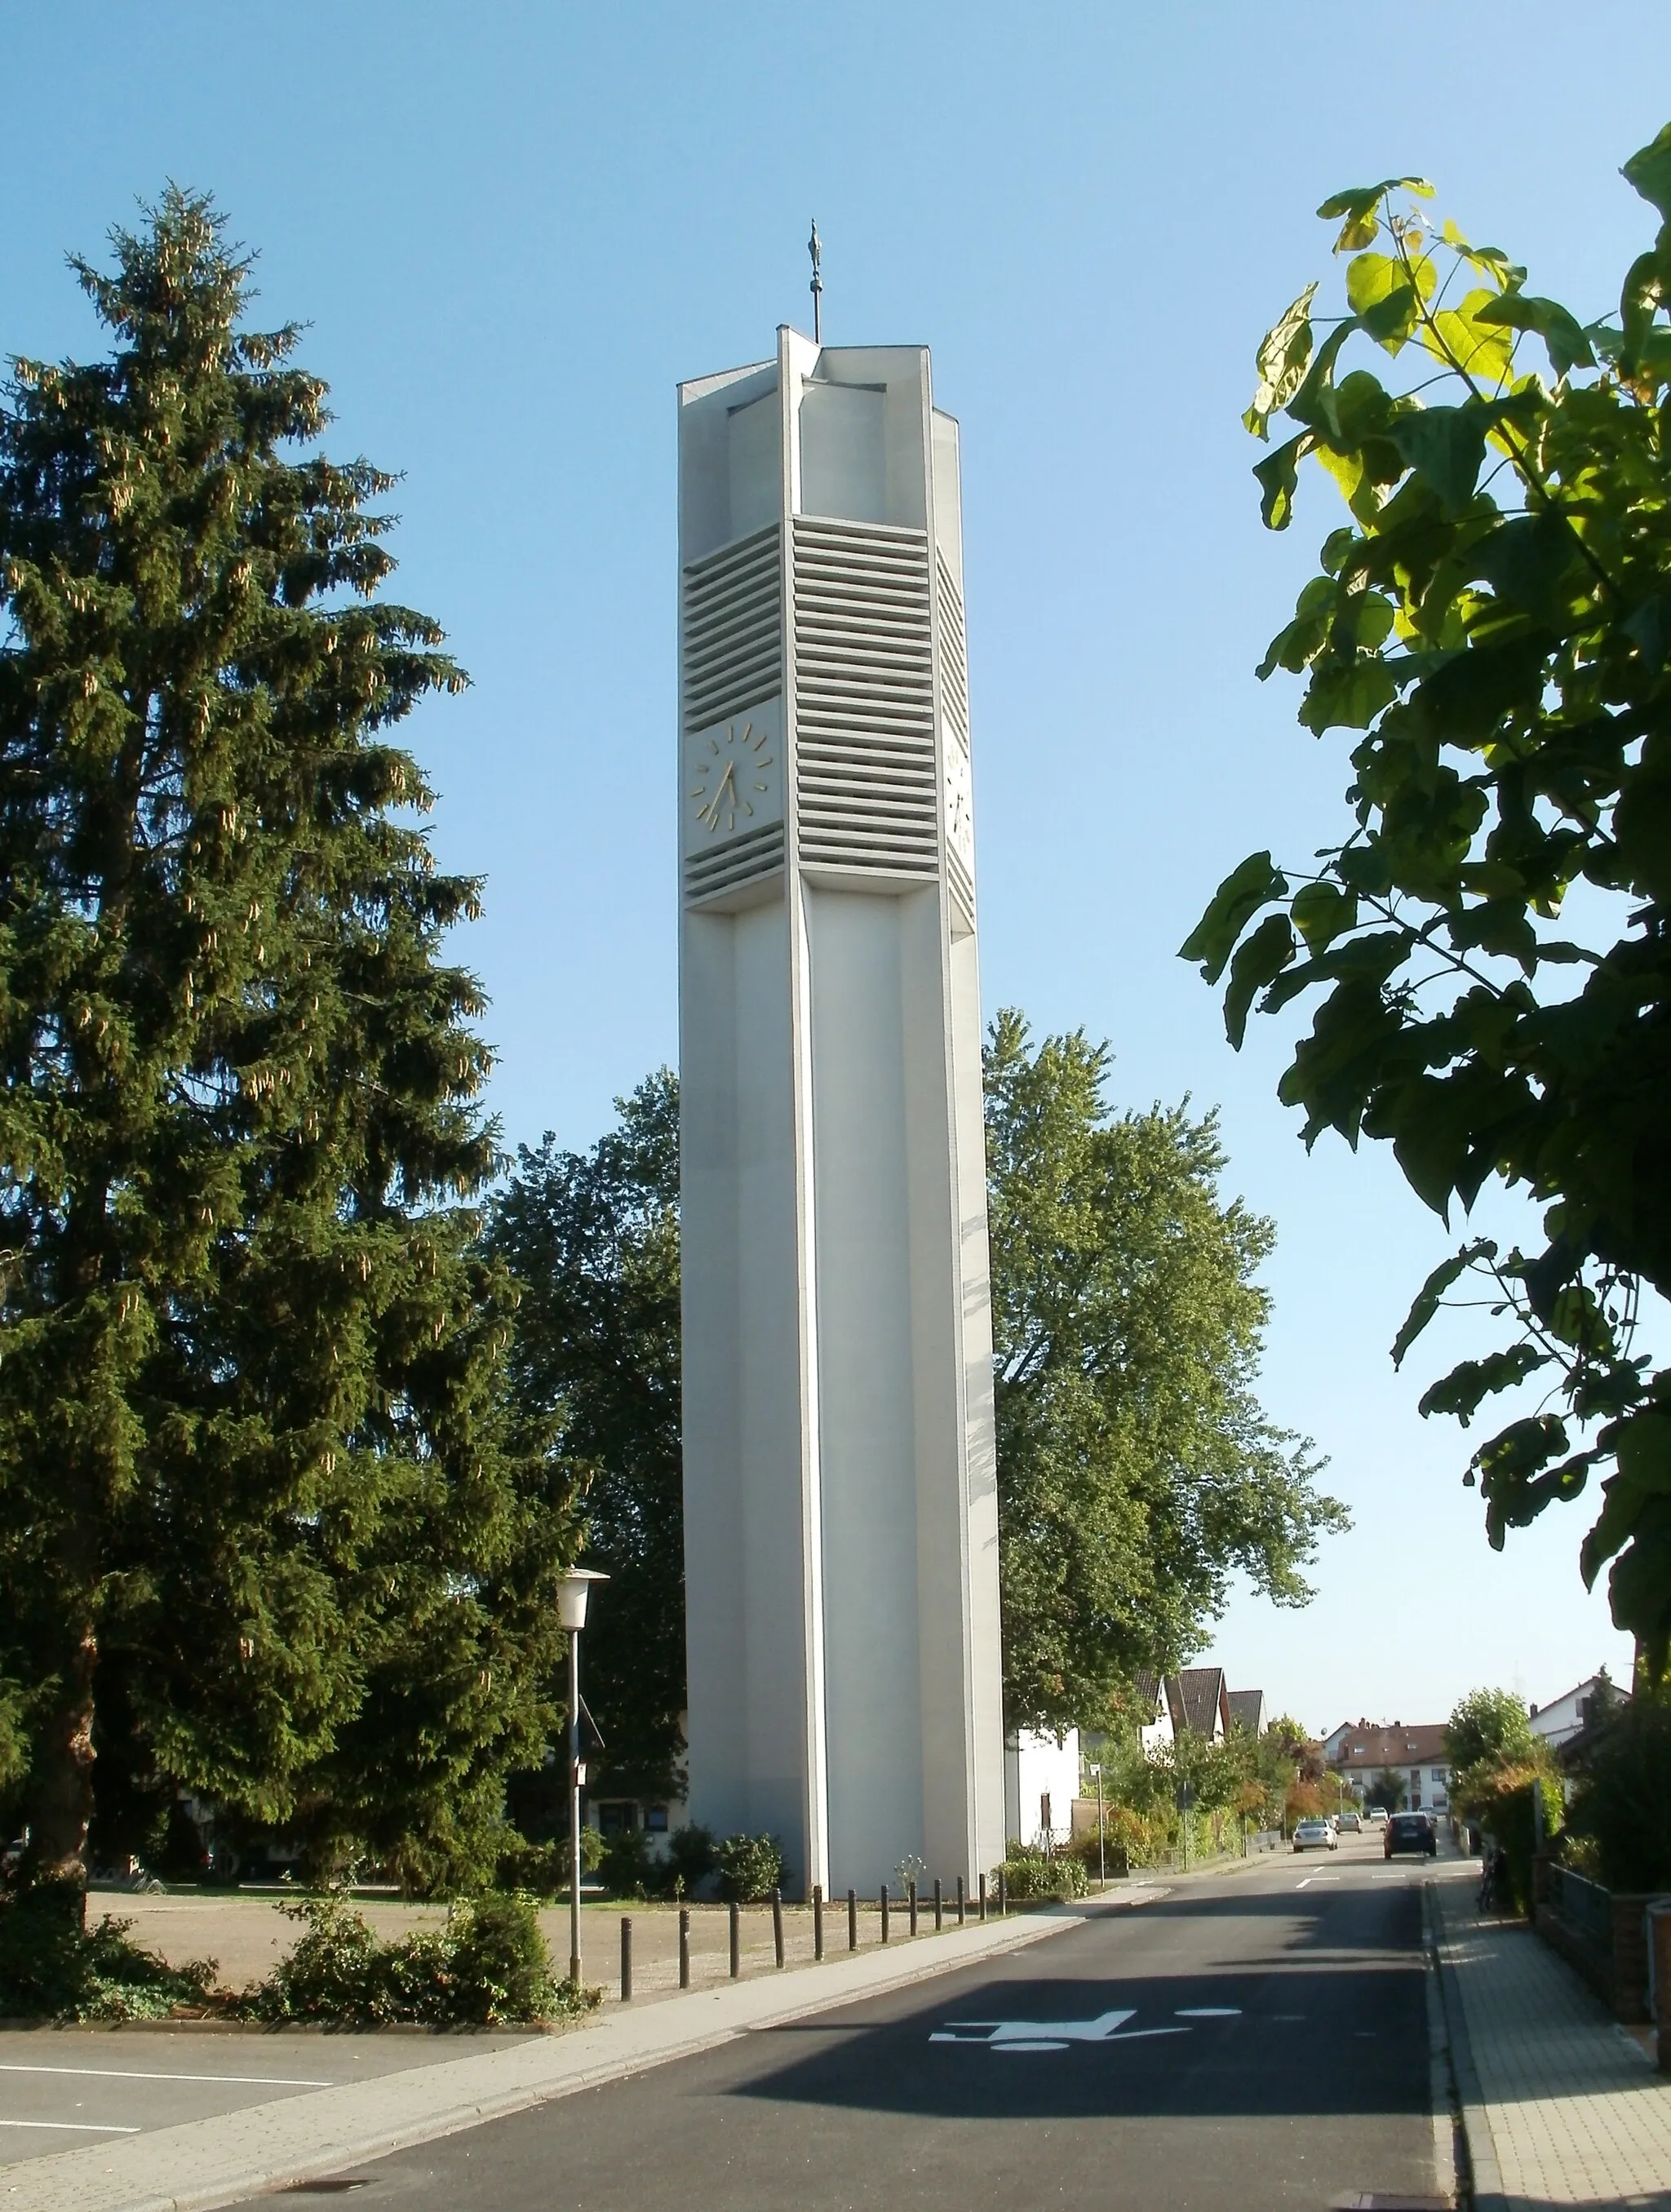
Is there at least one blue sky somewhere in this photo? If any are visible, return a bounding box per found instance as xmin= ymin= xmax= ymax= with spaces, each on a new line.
xmin=6 ymin=2 xmax=1667 ymax=1732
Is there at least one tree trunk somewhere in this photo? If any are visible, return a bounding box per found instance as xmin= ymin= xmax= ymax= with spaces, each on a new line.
xmin=28 ymin=1611 xmax=97 ymax=1909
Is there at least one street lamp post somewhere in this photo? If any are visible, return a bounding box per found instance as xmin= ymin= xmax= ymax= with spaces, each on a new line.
xmin=556 ymin=1567 xmax=608 ymax=1989
xmin=1089 ymin=1762 xmax=1106 ymax=1889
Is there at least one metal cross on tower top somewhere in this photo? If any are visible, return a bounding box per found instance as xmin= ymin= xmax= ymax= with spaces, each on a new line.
xmin=808 ymin=219 xmax=822 ymax=343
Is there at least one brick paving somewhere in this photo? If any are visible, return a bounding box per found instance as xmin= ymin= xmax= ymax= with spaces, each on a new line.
xmin=1430 ymin=1857 xmax=1671 ymax=2209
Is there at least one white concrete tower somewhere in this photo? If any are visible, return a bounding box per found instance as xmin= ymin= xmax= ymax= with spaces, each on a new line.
xmin=678 ymin=328 xmax=1004 ymax=1899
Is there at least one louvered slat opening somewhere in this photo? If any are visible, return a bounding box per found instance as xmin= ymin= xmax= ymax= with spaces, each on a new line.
xmin=682 ymin=525 xmax=782 ymax=735
xmin=792 ymin=517 xmax=937 ymax=875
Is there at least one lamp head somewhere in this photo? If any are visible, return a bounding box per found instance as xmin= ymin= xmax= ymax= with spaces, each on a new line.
xmin=556 ymin=1566 xmax=609 ymax=1633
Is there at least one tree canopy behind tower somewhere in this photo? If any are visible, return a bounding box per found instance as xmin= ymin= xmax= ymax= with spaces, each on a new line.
xmin=0 ymin=190 xmax=578 ymax=1892
xmin=985 ymin=1012 xmax=1345 ymax=1734
xmin=1186 ymin=126 xmax=1671 ymax=1670
xmin=495 ymin=1037 xmax=1344 ymax=1781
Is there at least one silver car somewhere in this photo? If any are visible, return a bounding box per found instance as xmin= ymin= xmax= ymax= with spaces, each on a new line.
xmin=1292 ymin=1818 xmax=1337 ymax=1852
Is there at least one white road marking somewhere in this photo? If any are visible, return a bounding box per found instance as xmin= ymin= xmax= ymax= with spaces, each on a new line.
xmin=987 ymin=2028 xmax=1192 ymax=2053
xmin=1176 ymin=2006 xmax=1240 ymax=2018
xmin=1295 ymin=1877 xmax=1341 ymax=1889
xmin=932 ymin=2007 xmax=1137 ymax=2046
xmin=0 ymin=2118 xmax=142 ymax=2134
xmin=0 ymin=2061 xmax=333 ymax=2088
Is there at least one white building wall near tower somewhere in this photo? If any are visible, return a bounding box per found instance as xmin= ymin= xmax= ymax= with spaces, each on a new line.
xmin=678 ymin=329 xmax=1005 ymax=1897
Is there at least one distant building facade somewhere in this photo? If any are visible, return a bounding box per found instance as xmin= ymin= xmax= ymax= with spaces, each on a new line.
xmin=1323 ymin=1720 xmax=1452 ymax=1811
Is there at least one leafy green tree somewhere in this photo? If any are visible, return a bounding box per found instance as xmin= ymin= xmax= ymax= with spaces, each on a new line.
xmin=986 ymin=1013 xmax=1347 ymax=1732
xmin=0 ymin=190 xmax=578 ymax=1893
xmin=1185 ymin=128 xmax=1671 ymax=1669
xmin=1364 ymin=1769 xmax=1407 ymax=1813
xmin=486 ymin=1075 xmax=684 ymax=1800
xmin=1444 ymin=1687 xmax=1535 ymax=1775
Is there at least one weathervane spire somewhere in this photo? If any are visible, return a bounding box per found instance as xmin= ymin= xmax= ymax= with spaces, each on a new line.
xmin=808 ymin=218 xmax=822 ymax=344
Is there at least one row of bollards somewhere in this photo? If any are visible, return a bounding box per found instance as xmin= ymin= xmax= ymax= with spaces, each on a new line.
xmin=618 ymin=1868 xmax=1006 ymax=2001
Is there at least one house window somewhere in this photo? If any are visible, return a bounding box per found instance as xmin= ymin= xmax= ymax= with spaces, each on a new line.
xmin=645 ymin=1806 xmax=669 ymax=1833
xmin=597 ymin=1802 xmax=634 ymax=1836
xmin=1039 ymin=1792 xmax=1053 ymax=1837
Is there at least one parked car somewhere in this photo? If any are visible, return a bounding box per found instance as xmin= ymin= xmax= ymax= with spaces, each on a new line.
xmin=1384 ymin=1811 xmax=1437 ymax=1860
xmin=1363 ymin=1806 xmax=1390 ymax=1826
xmin=1337 ymin=1810 xmax=1363 ymax=1833
xmin=1292 ymin=1818 xmax=1337 ymax=1853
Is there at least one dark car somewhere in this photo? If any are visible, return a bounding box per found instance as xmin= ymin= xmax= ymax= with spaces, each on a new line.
xmin=1385 ymin=1811 xmax=1437 ymax=1859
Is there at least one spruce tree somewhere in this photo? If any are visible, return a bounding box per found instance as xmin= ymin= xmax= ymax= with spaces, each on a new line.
xmin=0 ymin=190 xmax=577 ymax=1894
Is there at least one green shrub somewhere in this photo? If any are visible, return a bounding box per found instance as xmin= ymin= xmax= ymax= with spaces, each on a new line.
xmin=1565 ymin=1691 xmax=1671 ymax=1894
xmin=995 ymin=1846 xmax=1088 ymax=1902
xmin=716 ymin=1833 xmax=786 ymax=1902
xmin=0 ymin=1882 xmax=217 ymax=2021
xmin=1464 ymin=1759 xmax=1562 ymax=1916
xmin=244 ymin=1889 xmax=595 ymax=2025
xmin=665 ymin=1823 xmax=718 ymax=1898
xmin=597 ymin=1827 xmax=654 ymax=1899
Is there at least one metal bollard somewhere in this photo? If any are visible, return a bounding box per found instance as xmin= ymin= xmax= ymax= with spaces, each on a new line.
xmin=772 ymin=1888 xmax=785 ymax=1969
xmin=679 ymin=1905 xmax=690 ymax=1989
xmin=978 ymin=1871 xmax=988 ymax=1923
xmin=729 ymin=1899 xmax=741 ymax=1979
xmin=956 ymin=1874 xmax=966 ymax=1926
xmin=620 ymin=1915 xmax=633 ymax=2003
xmin=933 ymin=1877 xmax=943 ymax=1932
xmin=880 ymin=1882 xmax=890 ymax=1943
xmin=908 ymin=1879 xmax=918 ymax=1937
xmin=999 ymin=1868 xmax=1008 ymax=1916
xmin=848 ymin=1887 xmax=858 ymax=1952
xmin=813 ymin=1885 xmax=824 ymax=1961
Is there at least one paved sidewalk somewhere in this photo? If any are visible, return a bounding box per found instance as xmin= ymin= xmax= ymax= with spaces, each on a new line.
xmin=1429 ymin=1855 xmax=1671 ymax=2210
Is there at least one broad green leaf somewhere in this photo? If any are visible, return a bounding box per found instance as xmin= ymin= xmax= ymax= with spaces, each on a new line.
xmin=1622 ymin=122 xmax=1671 ymax=220
xmin=1252 ymin=432 xmax=1311 ymax=530
xmin=1392 ymin=1239 xmax=1496 ymax=1368
xmin=1475 ymin=512 xmax=1581 ymax=627
xmin=1614 ymin=1408 xmax=1671 ymax=1494
xmin=1474 ymin=292 xmax=1594 ymax=376
xmin=1244 ymin=283 xmax=1318 ymax=439
xmin=1284 ymin=321 xmax=1359 ymax=441
xmin=1614 ymin=735 xmax=1671 ymax=902
xmin=1291 ymin=880 xmax=1358 ymax=952
xmin=1388 ymin=405 xmax=1487 ymax=516
xmin=1606 ymin=1496 xmax=1671 ymax=1672
xmin=1223 ymin=911 xmax=1296 ymax=1048
xmin=1620 ymin=246 xmax=1671 ymax=359
xmin=1316 ymin=176 xmax=1434 ymax=253
xmin=1345 ymin=250 xmax=1434 ymax=351
xmin=1256 ymin=574 xmax=1335 ymax=680
xmin=1179 ymin=851 xmax=1289 ymax=982
xmin=1421 ymin=289 xmax=1516 ymax=386
xmin=1298 ymin=653 xmax=1398 ymax=732
xmin=1418 ymin=1343 xmax=1550 ymax=1425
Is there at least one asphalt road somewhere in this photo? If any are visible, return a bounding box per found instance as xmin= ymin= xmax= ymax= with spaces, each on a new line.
xmin=228 ymin=1838 xmax=1445 ymax=2212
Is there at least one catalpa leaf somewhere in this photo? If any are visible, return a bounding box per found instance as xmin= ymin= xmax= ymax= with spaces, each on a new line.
xmin=1418 ymin=1343 xmax=1550 ymax=1425
xmin=1392 ymin=1238 xmax=1496 ymax=1368
xmin=1345 ymin=249 xmax=1434 ymax=352
xmin=1179 ymin=851 xmax=1289 ymax=982
xmin=1316 ymin=176 xmax=1434 ymax=253
xmin=1388 ymin=404 xmax=1487 ymax=516
xmin=1244 ymin=283 xmax=1318 ymax=439
xmin=1474 ymin=292 xmax=1594 ymax=376
xmin=1622 ymin=121 xmax=1671 ymax=222
xmin=1224 ymin=911 xmax=1296 ymax=1048
xmin=1252 ymin=432 xmax=1312 ymax=530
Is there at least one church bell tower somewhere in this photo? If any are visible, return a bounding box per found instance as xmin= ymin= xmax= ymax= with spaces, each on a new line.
xmin=677 ymin=327 xmax=1005 ymax=1896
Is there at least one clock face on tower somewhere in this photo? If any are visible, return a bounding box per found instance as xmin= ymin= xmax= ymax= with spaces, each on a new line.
xmin=686 ymin=705 xmax=784 ymax=845
xmin=945 ymin=743 xmax=974 ymax=871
